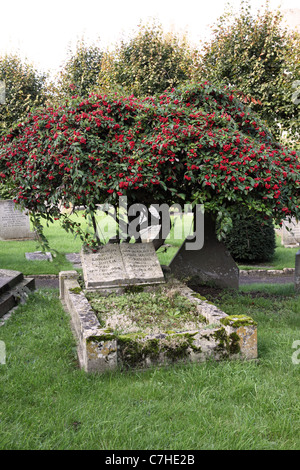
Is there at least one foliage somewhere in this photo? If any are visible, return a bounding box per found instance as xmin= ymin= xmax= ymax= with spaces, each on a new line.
xmin=197 ymin=0 xmax=300 ymax=144
xmin=224 ymin=211 xmax=276 ymax=262
xmin=0 ymin=53 xmax=46 ymax=135
xmin=0 ymin=81 xmax=300 ymax=249
xmin=0 ymin=176 xmax=14 ymax=200
xmin=99 ymin=22 xmax=194 ymax=97
xmin=48 ymin=39 xmax=103 ymax=105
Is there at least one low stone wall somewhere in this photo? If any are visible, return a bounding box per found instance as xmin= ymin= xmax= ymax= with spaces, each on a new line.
xmin=240 ymin=268 xmax=294 ymax=277
xmin=59 ymin=271 xmax=258 ymax=373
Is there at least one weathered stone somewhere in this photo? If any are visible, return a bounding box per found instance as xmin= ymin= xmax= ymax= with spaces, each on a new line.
xmin=0 ymin=200 xmax=35 ymax=240
xmin=0 ymin=269 xmax=24 ymax=295
xmin=294 ymin=250 xmax=300 ymax=293
xmin=59 ymin=271 xmax=78 ymax=300
xmin=60 ymin=273 xmax=257 ymax=373
xmin=169 ymin=213 xmax=239 ymax=289
xmin=0 ymin=269 xmax=35 ymax=318
xmin=81 ymin=242 xmax=165 ymax=290
xmin=280 ymin=218 xmax=300 ymax=247
xmin=25 ymin=251 xmax=53 ymax=262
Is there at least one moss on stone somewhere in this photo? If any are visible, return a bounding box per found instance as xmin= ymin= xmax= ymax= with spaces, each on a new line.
xmin=220 ymin=315 xmax=257 ymax=328
xmin=212 ymin=327 xmax=241 ymax=356
xmin=191 ymin=293 xmax=207 ymax=301
xmin=87 ymin=333 xmax=116 ymax=343
xmin=117 ymin=333 xmax=160 ymax=367
xmin=69 ymin=287 xmax=82 ymax=294
xmin=229 ymin=332 xmax=241 ymax=354
xmin=123 ymin=285 xmax=144 ymax=294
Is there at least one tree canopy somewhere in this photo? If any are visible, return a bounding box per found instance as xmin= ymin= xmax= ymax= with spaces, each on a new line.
xmin=49 ymin=39 xmax=104 ymax=105
xmin=0 ymin=53 xmax=46 ymax=136
xmin=97 ymin=22 xmax=194 ymax=98
xmin=1 ymin=82 xmax=299 ymax=248
xmin=197 ymin=1 xmax=300 ymax=145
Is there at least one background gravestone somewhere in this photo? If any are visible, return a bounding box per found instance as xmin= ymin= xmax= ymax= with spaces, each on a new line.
xmin=280 ymin=218 xmax=300 ymax=247
xmin=0 ymin=200 xmax=35 ymax=240
xmin=168 ymin=213 xmax=239 ymax=289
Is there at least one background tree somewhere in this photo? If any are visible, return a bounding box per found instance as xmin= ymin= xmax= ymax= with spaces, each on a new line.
xmin=47 ymin=39 xmax=104 ymax=106
xmin=99 ymin=22 xmax=195 ymax=97
xmin=0 ymin=53 xmax=46 ymax=135
xmin=197 ymin=0 xmax=300 ymax=145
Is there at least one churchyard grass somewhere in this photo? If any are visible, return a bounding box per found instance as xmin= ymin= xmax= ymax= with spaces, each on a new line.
xmin=0 ymin=213 xmax=295 ymax=274
xmin=0 ymin=283 xmax=299 ymax=450
xmin=0 ymin=211 xmax=192 ymax=274
xmin=238 ymin=235 xmax=298 ymax=271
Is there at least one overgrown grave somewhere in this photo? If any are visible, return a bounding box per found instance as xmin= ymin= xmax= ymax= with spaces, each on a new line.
xmin=60 ymin=242 xmax=257 ymax=373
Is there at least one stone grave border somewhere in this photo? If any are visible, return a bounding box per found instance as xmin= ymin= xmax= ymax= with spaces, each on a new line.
xmin=59 ymin=271 xmax=258 ymax=373
xmin=240 ymin=268 xmax=294 ymax=277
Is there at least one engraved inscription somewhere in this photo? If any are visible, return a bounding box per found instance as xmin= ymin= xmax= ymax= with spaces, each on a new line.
xmin=81 ymin=243 xmax=165 ymax=289
xmin=0 ymin=200 xmax=34 ymax=240
xmin=0 ymin=201 xmax=29 ymax=227
xmin=120 ymin=243 xmax=163 ymax=283
xmin=81 ymin=245 xmax=126 ymax=288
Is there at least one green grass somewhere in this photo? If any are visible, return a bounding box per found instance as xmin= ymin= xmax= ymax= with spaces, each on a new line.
xmin=0 ymin=284 xmax=300 ymax=450
xmin=0 ymin=214 xmax=298 ymax=274
xmin=0 ymin=212 xmax=192 ymax=274
xmin=0 ymin=212 xmax=111 ymax=275
xmin=238 ymin=235 xmax=299 ymax=270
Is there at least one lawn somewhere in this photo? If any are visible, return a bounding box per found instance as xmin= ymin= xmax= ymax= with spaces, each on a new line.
xmin=238 ymin=234 xmax=299 ymax=271
xmin=0 ymin=212 xmax=297 ymax=274
xmin=0 ymin=282 xmax=299 ymax=450
xmin=0 ymin=211 xmax=193 ymax=274
xmin=1 ymin=212 xmax=299 ymax=450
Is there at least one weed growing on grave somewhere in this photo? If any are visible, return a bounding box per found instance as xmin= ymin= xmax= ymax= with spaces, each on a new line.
xmin=86 ymin=286 xmax=207 ymax=335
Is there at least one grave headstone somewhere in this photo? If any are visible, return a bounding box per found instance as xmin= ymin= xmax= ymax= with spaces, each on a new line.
xmin=281 ymin=218 xmax=300 ymax=247
xmin=81 ymin=242 xmax=165 ymax=290
xmin=169 ymin=213 xmax=239 ymax=289
xmin=0 ymin=200 xmax=35 ymax=240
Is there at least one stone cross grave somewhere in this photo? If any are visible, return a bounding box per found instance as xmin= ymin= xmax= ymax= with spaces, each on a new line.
xmin=81 ymin=242 xmax=165 ymax=290
xmin=0 ymin=200 xmax=35 ymax=240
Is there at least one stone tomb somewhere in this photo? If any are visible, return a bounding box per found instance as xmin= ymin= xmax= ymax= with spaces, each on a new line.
xmin=0 ymin=269 xmax=35 ymax=318
xmin=0 ymin=200 xmax=35 ymax=240
xmin=60 ymin=272 xmax=258 ymax=373
xmin=81 ymin=242 xmax=165 ymax=290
